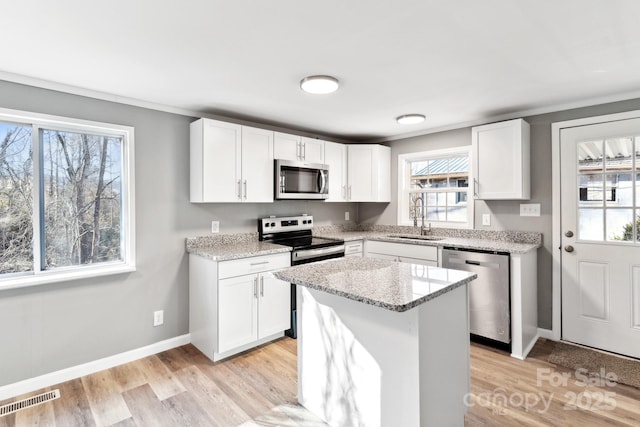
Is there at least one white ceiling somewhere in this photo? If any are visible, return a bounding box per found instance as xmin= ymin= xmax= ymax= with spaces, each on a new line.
xmin=2 ymin=1 xmax=640 ymax=142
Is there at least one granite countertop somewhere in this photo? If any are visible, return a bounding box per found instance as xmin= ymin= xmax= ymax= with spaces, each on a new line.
xmin=187 ymin=240 xmax=291 ymax=261
xmin=273 ymin=257 xmax=477 ymax=312
xmin=315 ymin=231 xmax=540 ymax=254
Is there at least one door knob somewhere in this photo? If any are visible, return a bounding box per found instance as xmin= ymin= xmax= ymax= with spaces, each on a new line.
xmin=564 ymin=245 xmax=574 ymax=253
xmin=565 ymin=230 xmax=574 ymax=238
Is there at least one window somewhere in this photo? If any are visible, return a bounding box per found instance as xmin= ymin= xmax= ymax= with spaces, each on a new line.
xmin=0 ymin=108 xmax=135 ymax=288
xmin=398 ymin=147 xmax=473 ymax=228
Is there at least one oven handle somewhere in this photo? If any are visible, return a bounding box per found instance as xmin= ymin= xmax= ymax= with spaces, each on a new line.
xmin=293 ymin=244 xmax=345 ymax=261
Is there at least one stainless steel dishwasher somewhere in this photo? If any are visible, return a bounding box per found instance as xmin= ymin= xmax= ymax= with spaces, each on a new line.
xmin=441 ymin=247 xmax=511 ymax=346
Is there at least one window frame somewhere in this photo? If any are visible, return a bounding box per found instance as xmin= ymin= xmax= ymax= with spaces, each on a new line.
xmin=397 ymin=146 xmax=474 ymax=229
xmin=0 ymin=107 xmax=136 ymax=290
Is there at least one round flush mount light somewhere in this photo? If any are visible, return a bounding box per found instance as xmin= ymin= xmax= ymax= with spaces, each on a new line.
xmin=300 ymin=75 xmax=339 ymax=94
xmin=396 ymin=114 xmax=426 ymax=125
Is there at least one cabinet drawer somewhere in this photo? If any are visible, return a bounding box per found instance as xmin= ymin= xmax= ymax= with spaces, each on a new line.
xmin=219 ymin=253 xmax=290 ymax=279
xmin=366 ymin=240 xmax=438 ymax=262
xmin=344 ymin=240 xmax=363 ymax=256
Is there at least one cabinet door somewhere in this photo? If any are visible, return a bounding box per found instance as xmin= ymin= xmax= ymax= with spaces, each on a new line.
xmin=301 ymin=137 xmax=325 ymax=163
xmin=274 ymin=132 xmax=302 ymax=161
xmin=348 ymin=145 xmax=375 ymax=201
xmin=242 ymin=126 xmax=274 ymax=203
xmin=218 ymin=275 xmax=258 ymax=354
xmin=324 ymin=141 xmax=347 ymax=201
xmin=257 ymin=272 xmax=291 ymax=339
xmin=193 ymin=119 xmax=242 ymax=202
xmin=472 ymin=118 xmax=530 ymax=200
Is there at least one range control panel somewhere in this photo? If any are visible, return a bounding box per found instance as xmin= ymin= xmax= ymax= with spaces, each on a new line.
xmin=258 ymin=215 xmax=313 ymax=236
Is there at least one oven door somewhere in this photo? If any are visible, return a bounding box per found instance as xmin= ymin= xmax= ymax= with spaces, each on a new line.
xmin=292 ymin=244 xmax=345 ymax=265
xmin=275 ymin=159 xmax=329 ymax=200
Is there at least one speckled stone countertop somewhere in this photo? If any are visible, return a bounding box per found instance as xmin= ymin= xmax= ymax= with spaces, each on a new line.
xmin=186 ymin=233 xmax=290 ymax=261
xmin=273 ymin=257 xmax=477 ymax=312
xmin=314 ymin=230 xmax=540 ymax=254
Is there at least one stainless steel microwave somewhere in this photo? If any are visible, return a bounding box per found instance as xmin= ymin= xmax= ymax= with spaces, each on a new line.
xmin=275 ymin=159 xmax=329 ymax=200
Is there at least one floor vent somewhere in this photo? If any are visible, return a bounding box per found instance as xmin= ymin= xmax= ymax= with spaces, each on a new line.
xmin=0 ymin=389 xmax=60 ymax=417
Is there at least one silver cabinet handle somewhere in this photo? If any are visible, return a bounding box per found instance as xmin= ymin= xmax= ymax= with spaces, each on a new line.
xmin=302 ymin=142 xmax=306 ymax=160
xmin=249 ymin=261 xmax=270 ymax=266
xmin=260 ymin=276 xmax=264 ymax=297
xmin=296 ymin=141 xmax=301 ymax=160
xmin=253 ymin=277 xmax=258 ymax=298
xmin=243 ymin=180 xmax=247 ymax=200
xmin=473 ymin=178 xmax=479 ymax=198
xmin=237 ymin=180 xmax=242 ymax=200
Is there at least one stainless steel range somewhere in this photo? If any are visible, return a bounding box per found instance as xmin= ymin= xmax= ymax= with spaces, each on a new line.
xmin=259 ymin=215 xmax=344 ymax=337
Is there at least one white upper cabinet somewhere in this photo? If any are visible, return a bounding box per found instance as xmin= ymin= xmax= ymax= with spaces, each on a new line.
xmin=472 ymin=118 xmax=530 ymax=200
xmin=274 ymin=132 xmax=324 ymax=163
xmin=241 ymin=126 xmax=274 ymax=203
xmin=300 ymin=137 xmax=325 ymax=163
xmin=190 ymin=118 xmax=274 ymax=203
xmin=324 ymin=141 xmax=348 ymax=202
xmin=347 ymin=144 xmax=391 ymax=202
xmin=191 ymin=119 xmax=241 ymax=203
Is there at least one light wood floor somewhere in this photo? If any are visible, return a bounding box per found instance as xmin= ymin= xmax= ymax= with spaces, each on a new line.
xmin=1 ymin=338 xmax=639 ymax=426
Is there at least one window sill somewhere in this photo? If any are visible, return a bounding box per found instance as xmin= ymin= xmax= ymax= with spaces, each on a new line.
xmin=0 ymin=264 xmax=136 ymax=291
xmin=398 ymin=221 xmax=473 ymax=230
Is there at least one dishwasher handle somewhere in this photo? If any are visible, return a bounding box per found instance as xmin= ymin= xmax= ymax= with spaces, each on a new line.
xmin=465 ymin=260 xmax=481 ymax=266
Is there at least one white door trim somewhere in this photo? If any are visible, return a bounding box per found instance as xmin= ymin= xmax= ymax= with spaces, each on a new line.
xmin=551 ymin=109 xmax=640 ymax=341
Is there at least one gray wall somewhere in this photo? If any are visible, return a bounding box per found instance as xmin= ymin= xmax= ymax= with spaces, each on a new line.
xmin=360 ymin=97 xmax=640 ymax=330
xmin=0 ymin=80 xmax=358 ymax=386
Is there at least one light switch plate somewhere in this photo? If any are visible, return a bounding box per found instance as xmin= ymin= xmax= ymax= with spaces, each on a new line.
xmin=211 ymin=221 xmax=220 ymax=233
xmin=153 ymin=310 xmax=164 ymax=327
xmin=520 ymin=203 xmax=541 ymax=217
xmin=345 ymin=211 xmax=350 ymax=221
xmin=482 ymin=214 xmax=491 ymax=226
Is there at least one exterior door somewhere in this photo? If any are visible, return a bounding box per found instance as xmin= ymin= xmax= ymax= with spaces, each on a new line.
xmin=560 ymin=117 xmax=640 ymax=358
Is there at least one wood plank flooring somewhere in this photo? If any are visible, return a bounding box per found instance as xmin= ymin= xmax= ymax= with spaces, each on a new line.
xmin=1 ymin=338 xmax=639 ymax=426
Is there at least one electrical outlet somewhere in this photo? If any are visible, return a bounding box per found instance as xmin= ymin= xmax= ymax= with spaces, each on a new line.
xmin=153 ymin=310 xmax=164 ymax=327
xmin=520 ymin=203 xmax=540 ymax=217
xmin=345 ymin=211 xmax=350 ymax=221
xmin=482 ymin=214 xmax=491 ymax=226
xmin=211 ymin=221 xmax=220 ymax=233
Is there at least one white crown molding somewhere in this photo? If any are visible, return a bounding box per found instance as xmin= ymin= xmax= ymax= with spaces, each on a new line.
xmin=369 ymin=89 xmax=640 ymax=143
xmin=0 ymin=334 xmax=190 ymax=401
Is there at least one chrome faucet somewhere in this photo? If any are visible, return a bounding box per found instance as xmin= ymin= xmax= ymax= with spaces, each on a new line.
xmin=412 ymin=196 xmax=431 ymax=235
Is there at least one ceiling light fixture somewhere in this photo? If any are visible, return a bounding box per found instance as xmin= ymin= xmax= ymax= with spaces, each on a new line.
xmin=396 ymin=114 xmax=426 ymax=125
xmin=300 ymin=75 xmax=339 ymax=94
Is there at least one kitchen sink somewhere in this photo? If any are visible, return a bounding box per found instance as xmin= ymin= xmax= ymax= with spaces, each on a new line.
xmin=386 ymin=234 xmax=445 ymax=241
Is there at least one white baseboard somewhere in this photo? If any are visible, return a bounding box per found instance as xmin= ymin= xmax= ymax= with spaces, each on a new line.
xmin=0 ymin=334 xmax=190 ymax=401
xmin=537 ymin=328 xmax=556 ymax=341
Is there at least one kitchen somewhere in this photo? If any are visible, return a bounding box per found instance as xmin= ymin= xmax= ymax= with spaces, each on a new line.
xmin=2 ymin=1 xmax=640 ymax=426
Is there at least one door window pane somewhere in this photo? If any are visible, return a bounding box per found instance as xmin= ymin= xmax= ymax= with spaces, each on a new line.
xmin=604 ymin=137 xmax=633 ymax=171
xmin=577 ymin=140 xmax=603 ymax=173
xmin=578 ymin=174 xmax=604 ymax=206
xmin=579 ymin=209 xmax=603 ymax=241
xmin=606 ymin=209 xmax=634 ymax=242
xmin=41 ymin=129 xmax=122 ymax=269
xmin=605 ymin=173 xmax=633 ymax=207
xmin=0 ymin=123 xmax=33 ymax=274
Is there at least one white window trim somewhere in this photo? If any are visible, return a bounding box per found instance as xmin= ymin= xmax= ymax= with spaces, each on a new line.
xmin=397 ymin=146 xmax=474 ymax=229
xmin=0 ymin=107 xmax=136 ymax=290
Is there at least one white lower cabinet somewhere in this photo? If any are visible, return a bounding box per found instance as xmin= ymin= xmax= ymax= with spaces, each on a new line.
xmin=190 ymin=252 xmax=291 ymax=362
xmin=365 ymin=240 xmax=438 ymax=266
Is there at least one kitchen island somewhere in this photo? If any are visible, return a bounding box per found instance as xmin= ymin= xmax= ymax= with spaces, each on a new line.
xmin=273 ymin=257 xmax=477 ymax=427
